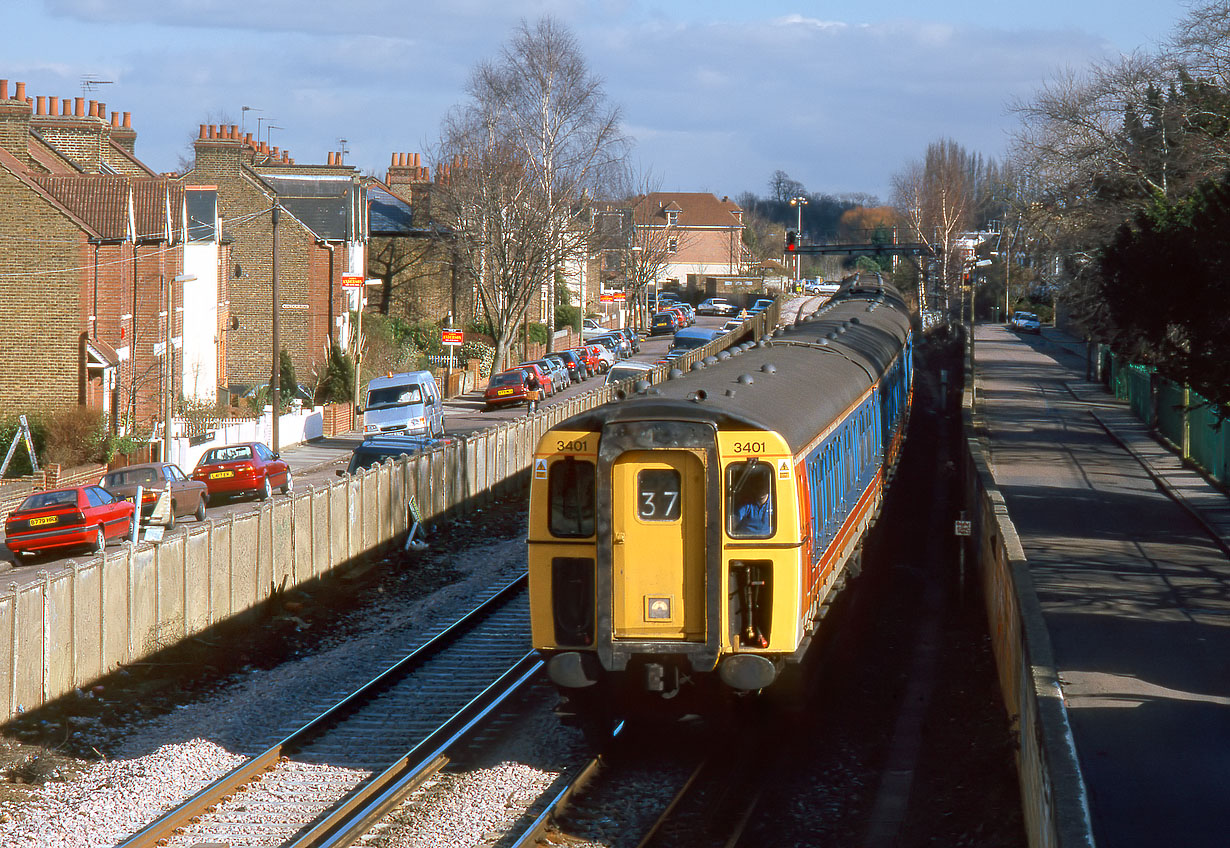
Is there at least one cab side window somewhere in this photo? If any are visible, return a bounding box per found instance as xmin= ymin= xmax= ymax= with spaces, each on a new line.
xmin=549 ymin=459 xmax=595 ymax=537
xmin=726 ymin=460 xmax=775 ymax=539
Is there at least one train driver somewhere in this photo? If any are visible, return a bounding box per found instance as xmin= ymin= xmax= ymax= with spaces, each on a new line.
xmin=732 ymin=462 xmax=774 ymax=537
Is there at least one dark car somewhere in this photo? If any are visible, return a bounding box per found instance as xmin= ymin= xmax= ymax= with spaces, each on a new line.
xmin=651 ymin=311 xmax=680 ymax=336
xmin=101 ymin=462 xmax=209 ymax=528
xmin=548 ymin=350 xmax=588 ymax=383
xmin=4 ymin=485 xmax=135 ymax=560
xmin=191 ymin=441 xmax=292 ymax=501
xmin=612 ymin=327 xmax=641 ymax=353
xmin=337 ymin=434 xmax=452 ymax=477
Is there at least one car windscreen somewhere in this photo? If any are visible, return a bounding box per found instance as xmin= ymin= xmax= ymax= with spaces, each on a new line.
xmin=491 ymin=371 xmax=525 ymax=387
xmin=104 ymin=468 xmax=158 ymax=486
xmin=18 ymin=490 xmax=78 ymax=510
xmin=202 ymin=445 xmax=253 ymax=463
xmin=366 ymin=384 xmax=423 ymax=409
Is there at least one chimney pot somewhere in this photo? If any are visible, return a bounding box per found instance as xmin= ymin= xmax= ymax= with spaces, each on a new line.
xmin=0 ymin=80 xmax=8 ymax=100
xmin=97 ymin=101 xmax=106 ymax=119
xmin=390 ymin=152 xmax=397 ymax=167
xmin=229 ymin=124 xmax=238 ymax=138
xmin=328 ymin=152 xmax=335 ymax=166
xmin=111 ymin=111 xmax=120 ymax=127
xmin=36 ymin=96 xmax=46 ymax=116
xmin=88 ymin=100 xmax=97 ymax=118
xmin=123 ymin=111 xmax=131 ymax=129
xmin=49 ymin=96 xmax=59 ymax=115
xmin=14 ymin=81 xmax=26 ymax=102
xmin=199 ymin=124 xmax=207 ymax=139
xmin=244 ymin=132 xmax=252 ymax=146
xmin=413 ymin=152 xmax=420 ymax=167
xmin=75 ymin=97 xmax=85 ymax=117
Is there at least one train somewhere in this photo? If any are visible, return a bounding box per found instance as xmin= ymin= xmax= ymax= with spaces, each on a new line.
xmin=526 ymin=274 xmax=914 ymax=725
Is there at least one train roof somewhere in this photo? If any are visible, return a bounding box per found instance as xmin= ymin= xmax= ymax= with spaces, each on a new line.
xmin=557 ymin=278 xmax=913 ymax=453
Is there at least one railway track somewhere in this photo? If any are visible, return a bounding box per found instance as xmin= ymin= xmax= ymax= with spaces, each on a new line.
xmin=116 ymin=575 xmax=538 ymax=848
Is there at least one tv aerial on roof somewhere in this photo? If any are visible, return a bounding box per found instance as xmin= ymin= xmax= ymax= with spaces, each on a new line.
xmin=80 ymin=75 xmax=113 ymax=97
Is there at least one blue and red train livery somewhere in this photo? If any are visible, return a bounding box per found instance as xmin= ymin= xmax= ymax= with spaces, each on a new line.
xmin=527 ymin=275 xmax=914 ymax=721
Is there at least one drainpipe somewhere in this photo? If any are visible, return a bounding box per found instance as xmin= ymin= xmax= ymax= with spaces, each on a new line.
xmin=319 ymin=240 xmax=336 ymax=344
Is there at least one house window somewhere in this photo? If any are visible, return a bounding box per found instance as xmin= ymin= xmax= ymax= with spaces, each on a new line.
xmin=667 ymin=210 xmax=679 ymax=226
xmin=668 ymin=237 xmax=678 ymax=253
xmin=603 ymin=251 xmax=622 ymax=272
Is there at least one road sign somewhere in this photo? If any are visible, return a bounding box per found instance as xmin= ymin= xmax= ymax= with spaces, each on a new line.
xmin=342 ymin=274 xmax=363 ymax=289
xmin=442 ymin=329 xmax=464 ymax=346
xmin=954 ymin=520 xmax=972 ymax=536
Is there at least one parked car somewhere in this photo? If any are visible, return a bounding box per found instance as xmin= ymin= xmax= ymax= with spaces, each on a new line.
xmin=589 ymin=334 xmax=630 ymax=360
xmin=605 ymin=360 xmax=656 ymax=386
xmin=4 ymin=485 xmax=135 ymax=560
xmin=517 ymin=362 xmax=555 ymax=396
xmin=529 ymin=357 xmax=570 ymax=390
xmin=551 ymin=350 xmax=590 ymax=382
xmin=650 ymin=311 xmax=680 ymax=336
xmin=584 ymin=343 xmax=616 ymax=371
xmin=581 ymin=318 xmax=609 ymax=340
xmin=191 ymin=441 xmax=292 ymax=501
xmin=721 ymin=318 xmax=745 ymax=333
xmin=337 ymin=434 xmax=452 ymax=476
xmin=569 ymin=347 xmax=605 ymax=375
xmin=1010 ymin=311 xmax=1042 ymax=334
xmin=612 ymin=327 xmax=641 ymax=353
xmin=675 ymin=303 xmax=697 ymax=325
xmin=749 ymin=297 xmax=775 ymax=315
xmin=101 ymin=462 xmax=209 ymax=528
xmin=484 ymin=368 xmax=535 ymax=410
xmin=697 ymin=297 xmax=736 ymax=316
xmin=362 ymin=370 xmax=444 ymax=437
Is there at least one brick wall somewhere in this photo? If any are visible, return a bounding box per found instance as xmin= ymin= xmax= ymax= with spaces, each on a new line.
xmin=0 ymin=166 xmax=88 ymax=415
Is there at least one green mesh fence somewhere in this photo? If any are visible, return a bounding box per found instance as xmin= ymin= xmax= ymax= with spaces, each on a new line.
xmin=1104 ymin=349 xmax=1228 ymax=486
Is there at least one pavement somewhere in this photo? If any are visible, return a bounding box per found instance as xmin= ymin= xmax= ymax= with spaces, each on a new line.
xmin=974 ymin=322 xmax=1230 ymax=847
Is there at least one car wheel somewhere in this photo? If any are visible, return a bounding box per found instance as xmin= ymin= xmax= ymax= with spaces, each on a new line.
xmin=260 ymin=476 xmax=272 ymax=500
xmin=281 ymin=472 xmax=293 ymax=495
xmin=92 ymin=526 xmax=106 ymax=554
xmin=194 ymin=497 xmax=207 ymax=522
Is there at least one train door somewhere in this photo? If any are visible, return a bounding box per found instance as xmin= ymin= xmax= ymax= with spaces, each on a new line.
xmin=610 ymin=450 xmax=706 ymax=641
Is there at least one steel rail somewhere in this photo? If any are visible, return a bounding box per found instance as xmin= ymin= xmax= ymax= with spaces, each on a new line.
xmin=115 ymin=574 xmax=527 ymax=848
xmin=288 ymin=653 xmax=543 ymax=848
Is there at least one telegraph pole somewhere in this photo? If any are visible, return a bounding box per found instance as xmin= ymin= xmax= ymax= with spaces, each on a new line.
xmin=271 ymin=201 xmax=281 ymax=453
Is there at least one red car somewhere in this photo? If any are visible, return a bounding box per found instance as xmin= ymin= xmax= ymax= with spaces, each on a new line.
xmin=484 ymin=367 xmax=535 ymax=410
xmin=191 ymin=441 xmax=292 ymax=501
xmin=4 ymin=485 xmax=135 ymax=560
xmin=569 ymin=347 xmax=604 ymax=375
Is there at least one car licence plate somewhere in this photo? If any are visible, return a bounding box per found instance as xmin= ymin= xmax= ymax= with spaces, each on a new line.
xmin=497 ymin=389 xmax=514 ymax=396
xmin=29 ymin=515 xmax=57 ymax=527
xmin=209 ymin=470 xmax=234 ymax=479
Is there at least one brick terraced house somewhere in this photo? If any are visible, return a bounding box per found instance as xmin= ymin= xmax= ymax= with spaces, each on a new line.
xmin=0 ymin=79 xmax=223 ymax=432
xmin=180 ymin=126 xmax=365 ymax=394
xmin=631 ymin=192 xmax=751 ymax=289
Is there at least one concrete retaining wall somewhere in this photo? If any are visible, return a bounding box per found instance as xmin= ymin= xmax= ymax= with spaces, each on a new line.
xmin=964 ymin=369 xmax=1095 ymax=847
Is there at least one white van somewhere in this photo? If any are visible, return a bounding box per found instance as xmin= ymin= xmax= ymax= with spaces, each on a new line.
xmin=362 ymin=371 xmax=445 ymax=437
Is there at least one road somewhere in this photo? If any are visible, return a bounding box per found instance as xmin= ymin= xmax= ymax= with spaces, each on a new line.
xmin=0 ymin=313 xmax=744 ymax=581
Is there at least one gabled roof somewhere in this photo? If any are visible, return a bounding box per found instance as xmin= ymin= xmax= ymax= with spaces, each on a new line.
xmin=632 ymin=192 xmax=743 ymax=228
xmin=26 ymin=132 xmax=80 ymax=174
xmin=32 ymin=175 xmax=183 ymax=242
xmin=0 ymin=147 xmax=100 ymax=236
xmin=259 ymin=174 xmax=355 ymax=240
xmin=367 ymin=182 xmax=421 ymax=235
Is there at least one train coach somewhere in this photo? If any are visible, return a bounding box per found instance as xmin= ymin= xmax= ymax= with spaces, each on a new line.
xmin=527 ymin=275 xmax=914 ymax=724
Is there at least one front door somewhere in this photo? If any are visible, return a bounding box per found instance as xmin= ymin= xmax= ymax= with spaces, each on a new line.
xmin=611 ymin=450 xmax=706 ymax=641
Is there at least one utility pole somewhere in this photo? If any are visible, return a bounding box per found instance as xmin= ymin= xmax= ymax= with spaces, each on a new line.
xmin=271 ymin=201 xmax=281 ymax=453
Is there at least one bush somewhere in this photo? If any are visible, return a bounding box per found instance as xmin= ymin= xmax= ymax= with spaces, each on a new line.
xmin=314 ymin=343 xmax=354 ymax=405
xmin=527 ymin=322 xmax=549 ymax=345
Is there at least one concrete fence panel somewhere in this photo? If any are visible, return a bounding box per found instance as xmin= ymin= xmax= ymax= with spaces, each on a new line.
xmin=329 ymin=481 xmax=349 ymax=566
xmin=101 ymin=548 xmax=130 ymax=672
xmin=271 ymin=498 xmax=294 ymax=592
xmin=72 ymin=559 xmax=104 ymax=688
xmin=359 ymin=470 xmax=378 ymax=553
xmin=255 ymin=505 xmax=274 ymax=599
xmin=208 ymin=519 xmax=234 ymax=622
xmin=45 ymin=569 xmax=76 ymax=702
xmin=13 ymin=584 xmax=41 ymax=712
xmin=230 ymin=514 xmax=260 ymax=613
xmin=376 ymin=461 xmax=392 ymax=542
xmin=129 ymin=546 xmax=159 ymax=656
xmin=154 ymin=534 xmax=187 ymax=646
xmin=0 ymin=591 xmax=14 ymax=716
xmin=311 ymin=486 xmax=331 ymax=578
xmin=389 ymin=459 xmax=408 ymax=538
xmin=292 ymin=492 xmax=315 ymax=584
xmin=184 ymin=528 xmax=212 ymax=634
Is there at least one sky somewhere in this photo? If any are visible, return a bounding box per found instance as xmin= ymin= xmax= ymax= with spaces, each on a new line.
xmin=3 ymin=0 xmax=1197 ymax=203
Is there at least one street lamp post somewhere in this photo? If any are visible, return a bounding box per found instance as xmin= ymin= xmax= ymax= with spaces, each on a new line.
xmin=789 ymin=196 xmax=808 ymax=283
